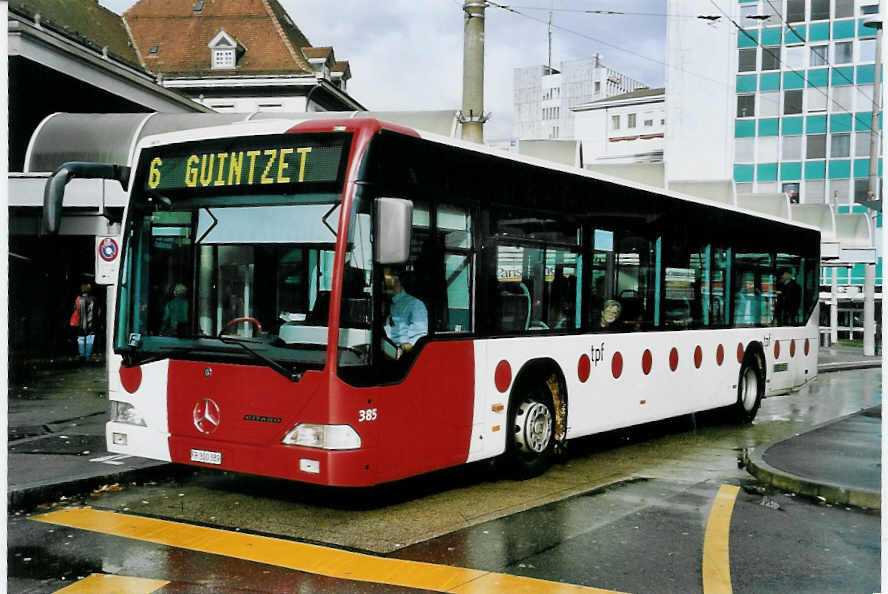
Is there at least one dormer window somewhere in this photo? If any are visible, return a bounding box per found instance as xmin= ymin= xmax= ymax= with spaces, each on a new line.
xmin=208 ymin=30 xmax=244 ymax=71
xmin=213 ymin=48 xmax=235 ymax=69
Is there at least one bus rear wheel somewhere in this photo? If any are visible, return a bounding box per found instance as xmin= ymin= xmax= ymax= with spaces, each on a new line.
xmin=505 ymin=383 xmax=555 ymax=479
xmin=732 ymin=353 xmax=763 ymax=423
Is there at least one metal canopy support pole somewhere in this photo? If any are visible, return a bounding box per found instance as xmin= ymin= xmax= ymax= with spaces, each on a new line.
xmin=830 ymin=267 xmax=839 ymax=344
xmin=863 ymin=19 xmax=882 ymax=356
xmin=461 ymin=0 xmax=487 ymax=143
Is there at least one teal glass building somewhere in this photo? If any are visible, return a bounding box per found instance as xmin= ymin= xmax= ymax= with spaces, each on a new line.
xmin=733 ymin=0 xmax=882 ymax=287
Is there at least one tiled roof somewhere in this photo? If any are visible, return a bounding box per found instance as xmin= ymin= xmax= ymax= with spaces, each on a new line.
xmin=124 ymin=0 xmax=315 ymax=77
xmin=302 ymin=46 xmax=333 ymax=60
xmin=10 ymin=0 xmax=142 ymax=68
xmin=331 ymin=61 xmax=350 ymax=73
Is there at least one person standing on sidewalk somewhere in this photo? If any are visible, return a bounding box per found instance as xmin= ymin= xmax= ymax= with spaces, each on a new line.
xmin=70 ymin=284 xmax=99 ymax=361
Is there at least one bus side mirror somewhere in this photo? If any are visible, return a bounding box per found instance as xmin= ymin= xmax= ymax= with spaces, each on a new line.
xmin=42 ymin=162 xmax=130 ymax=235
xmin=374 ymin=197 xmax=412 ymax=264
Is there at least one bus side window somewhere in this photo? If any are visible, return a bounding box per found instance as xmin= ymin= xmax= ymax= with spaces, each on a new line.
xmin=437 ymin=204 xmax=474 ymax=333
xmin=614 ymin=234 xmax=657 ymax=331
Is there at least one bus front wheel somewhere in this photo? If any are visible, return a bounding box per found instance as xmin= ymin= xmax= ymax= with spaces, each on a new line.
xmin=732 ymin=352 xmax=764 ymax=423
xmin=505 ymin=383 xmax=555 ymax=478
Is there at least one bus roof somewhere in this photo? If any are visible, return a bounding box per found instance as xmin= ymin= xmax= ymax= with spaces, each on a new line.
xmin=132 ymin=115 xmax=820 ymax=235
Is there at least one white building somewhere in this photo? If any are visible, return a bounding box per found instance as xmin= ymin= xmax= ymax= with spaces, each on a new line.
xmin=513 ymin=54 xmax=648 ymax=140
xmin=573 ymin=87 xmax=666 ymax=164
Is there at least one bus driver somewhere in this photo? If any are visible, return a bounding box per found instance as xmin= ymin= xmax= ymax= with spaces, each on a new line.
xmin=383 ymin=266 xmax=428 ymax=359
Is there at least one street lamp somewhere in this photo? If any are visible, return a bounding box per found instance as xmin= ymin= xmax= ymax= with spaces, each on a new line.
xmin=861 ymin=17 xmax=881 ymax=356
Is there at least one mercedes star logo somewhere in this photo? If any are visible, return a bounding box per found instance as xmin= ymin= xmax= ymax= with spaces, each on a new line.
xmin=193 ymin=398 xmax=221 ymax=434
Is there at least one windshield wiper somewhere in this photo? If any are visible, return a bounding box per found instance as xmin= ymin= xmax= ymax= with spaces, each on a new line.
xmin=208 ymin=335 xmax=304 ymax=382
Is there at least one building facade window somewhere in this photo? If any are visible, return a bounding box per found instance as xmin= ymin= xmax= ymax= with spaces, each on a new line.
xmin=834 ymin=41 xmax=853 ymax=64
xmin=835 ymin=0 xmax=854 ymax=18
xmin=807 ymin=88 xmax=827 ymax=111
xmin=627 ymin=113 xmax=637 ymax=128
xmin=856 ymin=131 xmax=872 ymax=156
xmin=785 ymin=45 xmax=806 ymax=69
xmin=761 ymin=47 xmax=780 ymax=71
xmin=810 ymin=0 xmax=829 ymax=20
xmin=784 ymin=89 xmax=803 ymax=114
xmin=807 ymin=180 xmax=826 ymax=203
xmin=807 ymin=134 xmax=827 ymax=159
xmin=737 ymin=94 xmax=755 ymax=117
xmin=787 ymin=0 xmax=805 ymax=22
xmin=760 ymin=91 xmax=780 ymax=117
xmin=782 ymin=135 xmax=803 ymax=160
xmin=810 ymin=45 xmax=828 ymax=66
xmin=831 ymin=133 xmax=851 ymax=158
xmin=612 ymin=115 xmax=620 ymax=130
xmin=859 ymin=39 xmax=877 ymax=62
xmin=736 ymin=137 xmax=755 ymax=161
xmin=738 ymin=48 xmax=757 ymax=72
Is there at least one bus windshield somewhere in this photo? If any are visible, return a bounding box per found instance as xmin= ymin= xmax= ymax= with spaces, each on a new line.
xmin=114 ymin=132 xmax=370 ymax=374
xmin=115 ymin=197 xmax=371 ymax=373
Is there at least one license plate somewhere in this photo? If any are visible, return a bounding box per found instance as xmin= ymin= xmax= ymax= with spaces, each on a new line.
xmin=190 ymin=448 xmax=222 ymax=465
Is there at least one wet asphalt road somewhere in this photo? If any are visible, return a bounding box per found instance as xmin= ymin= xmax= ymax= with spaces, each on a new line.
xmin=7 ymin=368 xmax=881 ymax=593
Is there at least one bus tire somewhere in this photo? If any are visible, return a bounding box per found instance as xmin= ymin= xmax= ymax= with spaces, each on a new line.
xmin=732 ymin=350 xmax=764 ymax=423
xmin=504 ymin=380 xmax=556 ymax=479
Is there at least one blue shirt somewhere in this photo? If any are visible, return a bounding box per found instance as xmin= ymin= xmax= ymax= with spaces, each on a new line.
xmin=385 ymin=291 xmax=428 ymax=347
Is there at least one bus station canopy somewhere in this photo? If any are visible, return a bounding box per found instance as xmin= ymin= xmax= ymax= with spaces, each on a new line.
xmin=24 ymin=111 xmax=462 ymax=174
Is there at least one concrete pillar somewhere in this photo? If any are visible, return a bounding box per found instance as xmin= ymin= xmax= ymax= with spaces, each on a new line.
xmin=863 ymin=20 xmax=881 ymax=356
xmin=864 ymin=263 xmax=876 ymax=355
xmin=830 ymin=267 xmax=839 ymax=344
xmin=461 ymin=0 xmax=486 ymax=143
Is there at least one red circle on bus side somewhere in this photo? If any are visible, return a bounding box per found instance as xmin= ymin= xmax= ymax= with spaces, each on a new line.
xmin=694 ymin=345 xmax=703 ymax=369
xmin=494 ymin=360 xmax=512 ymax=393
xmin=774 ymin=341 xmax=781 ymax=359
xmin=790 ymin=339 xmax=796 ymax=357
xmin=737 ymin=343 xmax=745 ymax=363
xmin=716 ymin=344 xmax=725 ymax=366
xmin=669 ymin=347 xmax=679 ymax=371
xmin=612 ymin=352 xmax=623 ymax=379
xmin=642 ymin=349 xmax=653 ymax=375
xmin=119 ymin=365 xmax=142 ymax=394
xmin=578 ymin=354 xmax=591 ymax=383
xmin=804 ymin=338 xmax=810 ymax=356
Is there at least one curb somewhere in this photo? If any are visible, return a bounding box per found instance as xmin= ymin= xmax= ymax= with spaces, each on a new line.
xmin=745 ymin=408 xmax=881 ymax=511
xmin=817 ymin=361 xmax=881 ymax=373
xmin=8 ymin=463 xmax=182 ymax=512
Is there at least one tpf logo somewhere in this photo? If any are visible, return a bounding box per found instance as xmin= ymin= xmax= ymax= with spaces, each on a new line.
xmin=591 ymin=343 xmax=606 ymax=366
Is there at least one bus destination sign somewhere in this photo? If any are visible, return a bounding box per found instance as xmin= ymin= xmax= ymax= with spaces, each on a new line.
xmin=144 ymin=135 xmax=347 ymax=192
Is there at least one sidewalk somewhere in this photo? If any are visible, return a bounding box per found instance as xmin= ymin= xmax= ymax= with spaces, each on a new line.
xmin=6 ymin=346 xmax=882 ymax=511
xmin=7 ymin=356 xmax=170 ymax=511
xmin=745 ymin=406 xmax=881 ymax=510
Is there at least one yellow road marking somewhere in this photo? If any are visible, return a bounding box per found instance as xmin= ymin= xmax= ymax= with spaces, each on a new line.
xmin=55 ymin=573 xmax=169 ymax=593
xmin=34 ymin=507 xmax=622 ymax=594
xmin=702 ymin=484 xmax=740 ymax=594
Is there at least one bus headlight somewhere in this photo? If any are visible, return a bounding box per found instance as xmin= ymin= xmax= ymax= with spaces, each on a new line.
xmin=110 ymin=401 xmax=147 ymax=427
xmin=282 ymin=424 xmax=361 ymax=450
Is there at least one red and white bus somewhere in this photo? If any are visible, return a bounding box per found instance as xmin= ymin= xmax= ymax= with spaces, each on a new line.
xmin=44 ymin=117 xmax=820 ymax=486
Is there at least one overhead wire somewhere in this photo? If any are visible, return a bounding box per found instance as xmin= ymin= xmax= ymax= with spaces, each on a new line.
xmin=484 ymin=0 xmax=734 ymax=92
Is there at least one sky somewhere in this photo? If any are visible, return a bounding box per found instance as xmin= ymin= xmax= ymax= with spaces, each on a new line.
xmin=98 ymin=1 xmax=669 ymax=139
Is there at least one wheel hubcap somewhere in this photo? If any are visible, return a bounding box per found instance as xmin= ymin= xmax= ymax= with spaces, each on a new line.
xmin=514 ymin=400 xmax=553 ymax=454
xmin=741 ymin=367 xmax=758 ymax=410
